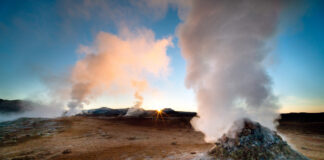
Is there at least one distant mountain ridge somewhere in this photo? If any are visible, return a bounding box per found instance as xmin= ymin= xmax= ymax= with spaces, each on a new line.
xmin=0 ymin=99 xmax=32 ymax=114
xmin=80 ymin=107 xmax=324 ymax=122
xmin=0 ymin=98 xmax=323 ymax=122
xmin=79 ymin=107 xmax=197 ymax=117
xmin=279 ymin=112 xmax=324 ymax=122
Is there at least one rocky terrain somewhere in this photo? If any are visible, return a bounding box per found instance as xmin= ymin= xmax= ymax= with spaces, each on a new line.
xmin=0 ymin=118 xmax=68 ymax=147
xmin=0 ymin=109 xmax=323 ymax=160
xmin=0 ymin=116 xmax=210 ymax=160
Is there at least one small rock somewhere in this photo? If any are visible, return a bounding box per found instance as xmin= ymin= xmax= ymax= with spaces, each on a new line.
xmin=62 ymin=149 xmax=72 ymax=154
xmin=220 ymin=135 xmax=229 ymax=143
xmin=100 ymin=132 xmax=112 ymax=138
xmin=245 ymin=120 xmax=257 ymax=130
xmin=171 ymin=142 xmax=177 ymax=145
xmin=242 ymin=128 xmax=251 ymax=136
xmin=126 ymin=137 xmax=136 ymax=140
xmin=191 ymin=151 xmax=196 ymax=154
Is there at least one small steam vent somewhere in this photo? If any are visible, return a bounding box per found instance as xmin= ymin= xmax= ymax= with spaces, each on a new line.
xmin=208 ymin=119 xmax=309 ymax=160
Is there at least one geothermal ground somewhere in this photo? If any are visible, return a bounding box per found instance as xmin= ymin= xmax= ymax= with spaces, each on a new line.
xmin=0 ymin=112 xmax=323 ymax=160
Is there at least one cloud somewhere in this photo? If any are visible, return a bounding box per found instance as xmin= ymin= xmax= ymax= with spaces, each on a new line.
xmin=67 ymin=27 xmax=173 ymax=113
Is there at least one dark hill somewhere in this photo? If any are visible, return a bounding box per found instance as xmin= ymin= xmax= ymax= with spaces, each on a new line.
xmin=279 ymin=112 xmax=324 ymax=122
xmin=0 ymin=99 xmax=32 ymax=114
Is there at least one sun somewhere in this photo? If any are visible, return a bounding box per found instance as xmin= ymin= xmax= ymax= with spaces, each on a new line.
xmin=156 ymin=109 xmax=162 ymax=115
xmin=154 ymin=108 xmax=165 ymax=120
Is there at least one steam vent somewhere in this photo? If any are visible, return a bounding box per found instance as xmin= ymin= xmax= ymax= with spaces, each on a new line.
xmin=208 ymin=119 xmax=309 ymax=160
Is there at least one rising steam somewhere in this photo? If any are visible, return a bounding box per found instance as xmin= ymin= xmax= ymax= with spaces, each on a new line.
xmin=66 ymin=28 xmax=172 ymax=114
xmin=133 ymin=91 xmax=144 ymax=108
xmin=178 ymin=0 xmax=283 ymax=142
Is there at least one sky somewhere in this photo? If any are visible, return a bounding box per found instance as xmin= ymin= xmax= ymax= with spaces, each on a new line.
xmin=0 ymin=0 xmax=323 ymax=113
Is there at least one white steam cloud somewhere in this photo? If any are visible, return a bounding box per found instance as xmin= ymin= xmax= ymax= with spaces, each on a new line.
xmin=178 ymin=0 xmax=283 ymax=142
xmin=67 ymin=28 xmax=172 ymax=114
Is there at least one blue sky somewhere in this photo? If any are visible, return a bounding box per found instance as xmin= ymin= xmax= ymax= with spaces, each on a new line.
xmin=0 ymin=0 xmax=323 ymax=112
xmin=269 ymin=0 xmax=324 ymax=112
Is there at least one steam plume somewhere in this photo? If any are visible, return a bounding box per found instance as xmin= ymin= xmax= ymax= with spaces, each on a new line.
xmin=67 ymin=28 xmax=172 ymax=114
xmin=133 ymin=91 xmax=144 ymax=108
xmin=132 ymin=80 xmax=148 ymax=108
xmin=178 ymin=0 xmax=283 ymax=142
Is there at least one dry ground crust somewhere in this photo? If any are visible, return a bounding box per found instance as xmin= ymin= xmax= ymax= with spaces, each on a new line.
xmin=277 ymin=122 xmax=324 ymax=160
xmin=0 ymin=116 xmax=211 ymax=160
xmin=0 ymin=116 xmax=323 ymax=160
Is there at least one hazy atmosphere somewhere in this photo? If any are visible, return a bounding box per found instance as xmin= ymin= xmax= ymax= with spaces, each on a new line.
xmin=0 ymin=1 xmax=324 ymax=160
xmin=1 ymin=0 xmax=323 ymax=115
